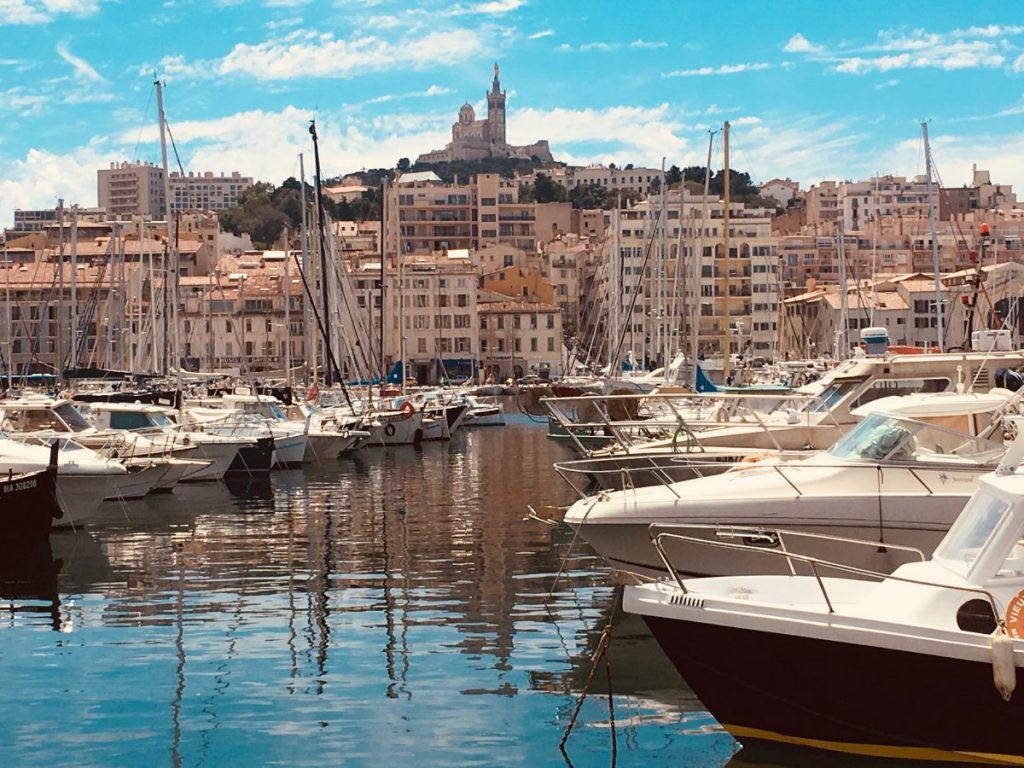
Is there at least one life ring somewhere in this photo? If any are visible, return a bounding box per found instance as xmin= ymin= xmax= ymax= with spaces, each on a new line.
xmin=401 ymin=401 xmax=416 ymax=420
xmin=384 ymin=423 xmax=397 ymax=437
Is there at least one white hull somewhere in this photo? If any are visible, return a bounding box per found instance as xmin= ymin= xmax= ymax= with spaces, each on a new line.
xmin=53 ymin=474 xmax=110 ymax=528
xmin=272 ymin=434 xmax=308 ymax=467
xmin=302 ymin=433 xmax=349 ymax=463
xmin=466 ymin=406 xmax=505 ymax=426
xmin=367 ymin=412 xmax=423 ymax=446
xmin=107 ymin=464 xmax=162 ymax=499
xmin=572 ymin=492 xmax=971 ymax=578
xmin=180 ymin=441 xmax=237 ymax=482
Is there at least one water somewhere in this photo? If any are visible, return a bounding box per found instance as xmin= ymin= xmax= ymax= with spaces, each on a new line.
xmin=0 ymin=414 xmax=740 ymax=767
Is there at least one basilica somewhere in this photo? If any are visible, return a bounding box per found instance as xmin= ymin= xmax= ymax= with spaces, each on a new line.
xmin=416 ymin=64 xmax=554 ymax=164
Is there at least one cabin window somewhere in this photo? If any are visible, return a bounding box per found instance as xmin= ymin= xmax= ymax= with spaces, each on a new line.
xmin=935 ymin=492 xmax=1010 ymax=575
xmin=109 ymin=412 xmax=154 ymax=431
xmin=850 ymin=378 xmax=950 ymax=410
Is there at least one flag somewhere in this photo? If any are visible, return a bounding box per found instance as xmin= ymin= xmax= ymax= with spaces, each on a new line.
xmin=306 ymin=382 xmax=319 ymax=402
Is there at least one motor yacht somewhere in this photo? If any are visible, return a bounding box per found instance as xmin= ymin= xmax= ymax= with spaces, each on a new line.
xmin=186 ymin=393 xmax=308 ymax=467
xmin=625 ymin=426 xmax=1024 ymax=764
xmin=0 ymin=432 xmax=125 ymax=527
xmin=85 ymin=402 xmax=244 ymax=482
xmin=462 ymin=395 xmax=506 ymax=427
xmin=0 ymin=395 xmax=198 ymax=497
xmin=564 ymin=390 xmax=1017 ymax=578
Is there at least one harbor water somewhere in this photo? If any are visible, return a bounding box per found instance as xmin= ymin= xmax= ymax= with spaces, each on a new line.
xmin=0 ymin=413 xmax=740 ymax=767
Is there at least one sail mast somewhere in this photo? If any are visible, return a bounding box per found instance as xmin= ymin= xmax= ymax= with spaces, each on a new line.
xmin=308 ymin=120 xmax=337 ymax=384
xmin=155 ymin=78 xmax=181 ymax=391
xmin=922 ymin=121 xmax=945 ymax=352
xmin=722 ymin=121 xmax=731 ymax=382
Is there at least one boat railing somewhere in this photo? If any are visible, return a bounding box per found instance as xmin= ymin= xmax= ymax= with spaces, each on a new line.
xmin=647 ymin=523 xmax=1001 ymax=620
xmin=541 ymin=391 xmax=843 ymax=457
xmin=554 ymin=453 xmax=995 ymax=500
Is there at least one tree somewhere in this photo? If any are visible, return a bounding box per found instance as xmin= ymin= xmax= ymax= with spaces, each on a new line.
xmin=534 ymin=173 xmax=567 ymax=203
xmin=666 ymin=165 xmax=682 ymax=187
xmin=397 ymin=157 xmax=411 ymax=172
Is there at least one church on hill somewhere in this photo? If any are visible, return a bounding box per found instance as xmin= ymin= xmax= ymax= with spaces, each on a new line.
xmin=416 ymin=64 xmax=554 ymax=164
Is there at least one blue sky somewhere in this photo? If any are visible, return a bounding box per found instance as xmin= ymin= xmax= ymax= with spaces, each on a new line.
xmin=1 ymin=0 xmax=1023 ymax=224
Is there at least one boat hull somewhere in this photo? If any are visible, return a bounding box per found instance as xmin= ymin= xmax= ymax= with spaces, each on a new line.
xmin=569 ymin=497 xmax=966 ymax=578
xmin=226 ymin=438 xmax=275 ymax=475
xmin=0 ymin=468 xmax=59 ymax=542
xmin=643 ymin=615 xmax=1024 ymax=764
xmin=53 ymin=474 xmax=110 ymax=527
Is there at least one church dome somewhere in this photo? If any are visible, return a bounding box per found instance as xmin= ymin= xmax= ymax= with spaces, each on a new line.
xmin=458 ymin=102 xmax=475 ymax=124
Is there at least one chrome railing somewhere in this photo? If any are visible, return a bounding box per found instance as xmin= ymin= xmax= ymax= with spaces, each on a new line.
xmin=647 ymin=523 xmax=1000 ymax=621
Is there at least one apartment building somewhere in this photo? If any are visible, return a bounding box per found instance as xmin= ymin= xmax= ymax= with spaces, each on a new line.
xmin=388 ymin=172 xmax=571 ymax=255
xmin=477 ymin=300 xmax=562 ymax=380
xmin=98 ymin=162 xmax=252 ymax=217
xmin=581 ymin=192 xmax=779 ymax=363
xmin=804 ymin=181 xmax=839 ymax=226
xmin=524 ymin=165 xmax=663 ymax=196
xmin=168 ymin=171 xmax=253 ymax=213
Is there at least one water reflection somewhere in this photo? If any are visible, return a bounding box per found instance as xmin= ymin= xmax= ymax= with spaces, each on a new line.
xmin=0 ymin=415 xmax=736 ymax=767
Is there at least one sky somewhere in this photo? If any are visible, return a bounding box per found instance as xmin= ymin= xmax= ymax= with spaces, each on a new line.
xmin=1 ymin=0 xmax=1023 ymax=225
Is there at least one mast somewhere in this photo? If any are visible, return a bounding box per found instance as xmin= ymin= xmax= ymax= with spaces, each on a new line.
xmin=56 ymin=199 xmax=64 ymax=381
xmin=837 ymin=215 xmax=849 ymax=358
xmin=155 ymin=78 xmax=182 ymax=391
xmin=309 ymin=120 xmax=337 ymax=384
xmin=694 ymin=132 xmax=713 ymax=390
xmin=70 ymin=205 xmax=78 ymax=374
xmin=4 ymin=241 xmax=11 ymax=390
xmin=379 ymin=177 xmax=387 ymax=388
xmin=922 ymin=121 xmax=945 ymax=352
xmin=721 ymin=121 xmax=731 ymax=381
xmin=284 ymin=228 xmax=292 ymax=389
xmin=609 ymin=203 xmax=620 ymax=375
xmin=298 ymin=153 xmax=315 ymax=386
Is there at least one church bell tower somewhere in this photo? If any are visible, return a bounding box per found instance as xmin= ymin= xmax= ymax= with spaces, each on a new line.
xmin=486 ymin=62 xmax=506 ymax=146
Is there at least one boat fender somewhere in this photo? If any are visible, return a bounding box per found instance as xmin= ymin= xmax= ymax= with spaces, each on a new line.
xmin=713 ymin=403 xmax=728 ymax=422
xmin=401 ymin=401 xmax=416 ymax=420
xmin=992 ymin=624 xmax=1016 ymax=702
xmin=785 ymin=408 xmax=799 ymax=425
xmin=384 ymin=423 xmax=397 ymax=437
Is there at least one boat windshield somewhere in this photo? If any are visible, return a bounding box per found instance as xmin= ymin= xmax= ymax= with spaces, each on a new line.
xmin=54 ymin=403 xmax=92 ymax=432
xmin=934 ymin=492 xmax=1011 ymax=575
xmin=801 ymin=379 xmax=861 ymax=413
xmin=150 ymin=412 xmax=175 ymax=428
xmin=827 ymin=412 xmax=1005 ymax=464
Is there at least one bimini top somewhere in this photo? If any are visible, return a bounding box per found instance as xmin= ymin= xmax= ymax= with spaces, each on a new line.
xmin=853 ymin=390 xmax=1016 ymax=420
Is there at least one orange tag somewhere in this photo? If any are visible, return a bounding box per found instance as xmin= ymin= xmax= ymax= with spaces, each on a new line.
xmin=1005 ymin=591 xmax=1024 ymax=638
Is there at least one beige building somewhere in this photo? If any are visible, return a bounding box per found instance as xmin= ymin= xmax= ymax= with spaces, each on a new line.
xmin=478 ymin=300 xmax=562 ymax=380
xmin=759 ymin=178 xmax=801 ymax=207
xmin=528 ymin=165 xmax=663 ymax=196
xmin=389 ymin=172 xmax=571 ymax=255
xmin=580 ymin=192 xmax=780 ymax=365
xmin=98 ymin=162 xmax=166 ymax=217
xmin=781 ymin=263 xmax=1024 ymax=358
xmin=98 ymin=162 xmax=252 ymax=217
xmin=804 ymin=181 xmax=839 ymax=226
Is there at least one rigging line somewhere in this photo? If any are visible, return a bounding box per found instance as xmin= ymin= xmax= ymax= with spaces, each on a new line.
xmin=131 ymin=84 xmax=155 ymax=163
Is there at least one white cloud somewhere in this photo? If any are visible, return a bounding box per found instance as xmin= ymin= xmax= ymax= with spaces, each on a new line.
xmin=787 ymin=25 xmax=1024 ymax=75
xmin=153 ymin=28 xmax=490 ymax=81
xmin=266 ymin=14 xmax=302 ymax=29
xmin=1013 ymin=53 xmax=1024 ymax=73
xmin=0 ymin=0 xmax=100 ymax=24
xmin=567 ymin=38 xmax=667 ymax=52
xmin=56 ymin=41 xmax=105 ymax=83
xmin=782 ymin=33 xmax=824 ymax=54
xmin=361 ymin=84 xmax=453 ymax=104
xmin=447 ymin=0 xmax=524 ymax=15
xmin=874 ymin=78 xmax=900 ymax=90
xmin=527 ymin=28 xmax=553 ymax=40
xmin=0 ymin=142 xmax=120 ymax=224
xmin=0 ymin=87 xmax=47 ymax=117
xmin=663 ymin=62 xmax=772 ymax=77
